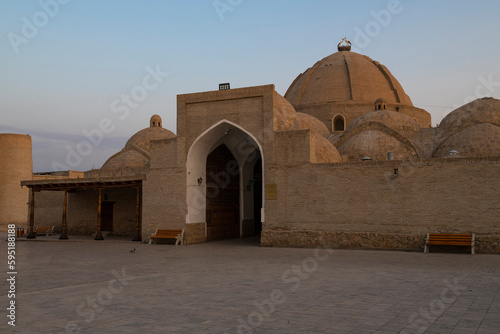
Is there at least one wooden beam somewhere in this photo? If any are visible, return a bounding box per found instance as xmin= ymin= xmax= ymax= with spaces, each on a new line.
xmin=94 ymin=188 xmax=104 ymax=240
xmin=59 ymin=190 xmax=69 ymax=239
xmin=27 ymin=188 xmax=37 ymax=239
xmin=132 ymin=187 xmax=142 ymax=242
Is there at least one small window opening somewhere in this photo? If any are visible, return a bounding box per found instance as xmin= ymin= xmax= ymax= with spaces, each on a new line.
xmin=333 ymin=116 xmax=345 ymax=131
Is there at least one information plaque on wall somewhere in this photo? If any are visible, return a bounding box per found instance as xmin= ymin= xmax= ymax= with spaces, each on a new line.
xmin=265 ymin=184 xmax=277 ymax=200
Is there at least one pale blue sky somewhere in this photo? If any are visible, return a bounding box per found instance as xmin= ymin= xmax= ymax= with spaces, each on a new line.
xmin=1 ymin=0 xmax=499 ymax=172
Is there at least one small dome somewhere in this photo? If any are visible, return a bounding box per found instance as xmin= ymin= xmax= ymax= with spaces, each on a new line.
xmin=273 ymin=92 xmax=299 ymax=132
xmin=346 ymin=110 xmax=421 ymax=139
xmin=150 ymin=115 xmax=162 ymax=127
xmin=338 ymin=130 xmax=414 ymax=161
xmin=97 ymin=116 xmax=176 ymax=175
xmin=293 ymin=112 xmax=331 ymax=138
xmin=285 ymin=51 xmax=413 ymax=107
xmin=311 ymin=133 xmax=343 ymax=163
xmin=101 ymin=149 xmax=148 ymax=171
xmin=125 ymin=126 xmax=176 ymax=151
xmin=438 ymin=98 xmax=500 ymax=138
xmin=433 ymin=123 xmax=500 ymax=158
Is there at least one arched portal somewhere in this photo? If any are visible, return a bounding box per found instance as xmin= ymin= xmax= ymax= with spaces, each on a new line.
xmin=186 ymin=120 xmax=264 ymax=241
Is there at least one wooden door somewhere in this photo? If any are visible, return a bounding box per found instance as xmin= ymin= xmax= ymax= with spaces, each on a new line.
xmin=206 ymin=145 xmax=240 ymax=241
xmin=101 ymin=202 xmax=114 ymax=231
xmin=253 ymin=157 xmax=262 ymax=235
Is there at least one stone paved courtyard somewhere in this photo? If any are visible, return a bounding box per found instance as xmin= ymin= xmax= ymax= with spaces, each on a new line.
xmin=1 ymin=236 xmax=500 ymax=334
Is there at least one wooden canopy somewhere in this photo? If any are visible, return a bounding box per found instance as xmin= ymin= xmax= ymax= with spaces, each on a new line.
xmin=21 ymin=176 xmax=144 ymax=191
xmin=20 ymin=176 xmax=144 ymax=241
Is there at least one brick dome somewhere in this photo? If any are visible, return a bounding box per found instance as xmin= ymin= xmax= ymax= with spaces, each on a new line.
xmin=337 ymin=130 xmax=414 ymax=162
xmin=125 ymin=126 xmax=175 ymax=151
xmin=433 ymin=123 xmax=500 ymax=158
xmin=95 ymin=115 xmax=176 ymax=176
xmin=438 ymin=97 xmax=500 ymax=138
xmin=285 ymin=50 xmax=413 ymax=107
xmin=346 ymin=110 xmax=421 ymax=139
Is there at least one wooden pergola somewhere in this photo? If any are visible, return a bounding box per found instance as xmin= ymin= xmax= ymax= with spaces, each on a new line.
xmin=20 ymin=176 xmax=144 ymax=241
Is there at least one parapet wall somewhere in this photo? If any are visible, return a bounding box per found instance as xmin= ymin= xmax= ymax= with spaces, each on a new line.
xmin=262 ymin=157 xmax=500 ymax=253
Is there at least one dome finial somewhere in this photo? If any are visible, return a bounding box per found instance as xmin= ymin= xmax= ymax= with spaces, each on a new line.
xmin=337 ymin=37 xmax=351 ymax=52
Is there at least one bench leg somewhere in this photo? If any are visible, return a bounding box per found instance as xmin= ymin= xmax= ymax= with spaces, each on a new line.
xmin=424 ymin=244 xmax=429 ymax=254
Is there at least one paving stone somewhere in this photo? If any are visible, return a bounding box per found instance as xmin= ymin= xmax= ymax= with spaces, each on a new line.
xmin=1 ymin=236 xmax=499 ymax=333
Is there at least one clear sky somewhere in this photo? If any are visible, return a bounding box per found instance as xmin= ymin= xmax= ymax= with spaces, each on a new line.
xmin=1 ymin=0 xmax=499 ymax=172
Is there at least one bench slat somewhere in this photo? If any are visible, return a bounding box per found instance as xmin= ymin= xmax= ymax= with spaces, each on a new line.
xmin=427 ymin=241 xmax=472 ymax=245
xmin=429 ymin=233 xmax=472 ymax=238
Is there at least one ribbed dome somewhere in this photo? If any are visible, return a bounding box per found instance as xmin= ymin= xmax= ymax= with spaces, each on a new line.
xmin=285 ymin=51 xmax=413 ymax=107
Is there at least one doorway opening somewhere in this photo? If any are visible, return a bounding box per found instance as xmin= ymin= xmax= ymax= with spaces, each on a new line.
xmin=186 ymin=120 xmax=264 ymax=242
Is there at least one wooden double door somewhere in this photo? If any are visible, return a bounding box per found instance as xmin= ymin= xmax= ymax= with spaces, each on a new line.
xmin=206 ymin=144 xmax=240 ymax=241
xmin=101 ymin=201 xmax=114 ymax=231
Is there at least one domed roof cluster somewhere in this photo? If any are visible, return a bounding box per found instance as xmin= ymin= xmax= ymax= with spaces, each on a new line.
xmin=86 ymin=115 xmax=175 ymax=177
xmin=86 ymin=42 xmax=499 ymax=171
xmin=281 ymin=41 xmax=498 ymax=162
xmin=327 ymin=97 xmax=500 ymax=162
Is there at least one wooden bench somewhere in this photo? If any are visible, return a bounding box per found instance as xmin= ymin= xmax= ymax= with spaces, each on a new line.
xmin=149 ymin=229 xmax=184 ymax=245
xmin=34 ymin=225 xmax=55 ymax=236
xmin=424 ymin=233 xmax=475 ymax=254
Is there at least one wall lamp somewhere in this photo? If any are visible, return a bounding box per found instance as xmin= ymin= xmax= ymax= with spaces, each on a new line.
xmin=391 ymin=169 xmax=399 ymax=178
xmin=197 ymin=177 xmax=203 ymax=185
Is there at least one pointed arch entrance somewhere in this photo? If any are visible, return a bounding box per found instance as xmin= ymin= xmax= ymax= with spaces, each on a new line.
xmin=186 ymin=120 xmax=264 ymax=242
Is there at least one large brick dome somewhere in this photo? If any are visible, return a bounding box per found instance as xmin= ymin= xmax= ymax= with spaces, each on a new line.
xmin=285 ymin=50 xmax=413 ymax=107
xmin=284 ymin=46 xmax=431 ymax=132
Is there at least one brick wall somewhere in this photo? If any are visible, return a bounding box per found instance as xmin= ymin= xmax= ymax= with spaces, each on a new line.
xmin=67 ymin=188 xmax=137 ymax=236
xmin=263 ymin=157 xmax=500 ymax=253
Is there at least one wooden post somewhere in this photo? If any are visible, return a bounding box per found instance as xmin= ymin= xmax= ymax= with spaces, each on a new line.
xmin=27 ymin=188 xmax=37 ymax=239
xmin=94 ymin=188 xmax=104 ymax=240
xmin=59 ymin=190 xmax=69 ymax=239
xmin=132 ymin=187 xmax=142 ymax=241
